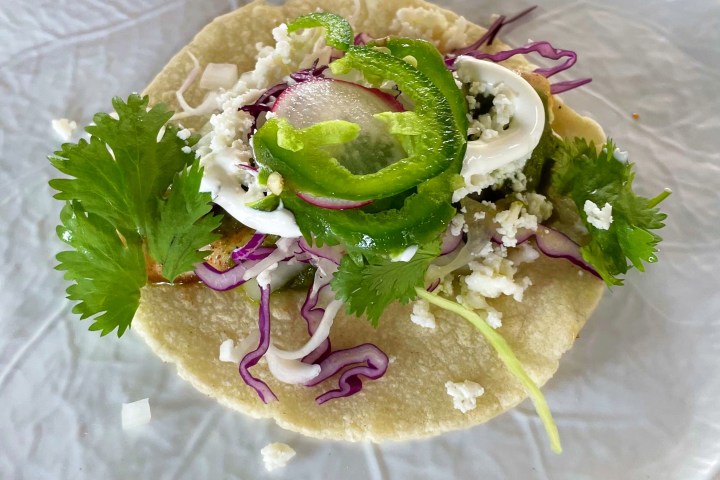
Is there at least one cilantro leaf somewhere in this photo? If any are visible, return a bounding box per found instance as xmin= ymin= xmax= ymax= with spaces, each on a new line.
xmin=55 ymin=202 xmax=146 ymax=336
xmin=522 ymin=95 xmax=559 ymax=192
xmin=49 ymin=95 xmax=221 ymax=336
xmin=332 ymin=242 xmax=441 ymax=326
xmin=551 ymin=138 xmax=669 ymax=285
xmin=50 ymin=94 xmax=193 ymax=235
xmin=147 ymin=159 xmax=222 ymax=281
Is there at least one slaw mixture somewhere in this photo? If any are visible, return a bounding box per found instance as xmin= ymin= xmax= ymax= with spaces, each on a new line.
xmin=49 ymin=8 xmax=669 ymax=453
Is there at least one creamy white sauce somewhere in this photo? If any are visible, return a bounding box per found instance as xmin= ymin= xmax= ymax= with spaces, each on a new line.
xmin=454 ymin=56 xmax=546 ymax=201
xmin=200 ymin=148 xmax=302 ymax=237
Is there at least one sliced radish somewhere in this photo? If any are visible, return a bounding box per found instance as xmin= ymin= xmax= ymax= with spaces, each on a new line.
xmin=534 ymin=227 xmax=600 ymax=277
xmin=272 ymin=78 xmax=406 ymax=176
xmin=296 ymin=191 xmax=372 ymax=210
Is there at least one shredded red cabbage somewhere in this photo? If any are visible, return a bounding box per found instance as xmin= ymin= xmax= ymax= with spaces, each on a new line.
xmin=452 ymin=6 xmax=537 ymax=57
xmin=305 ymin=343 xmax=389 ymax=404
xmin=239 ymin=82 xmax=289 ymax=135
xmin=195 ymin=246 xmax=279 ymax=291
xmin=243 ymin=246 xmax=278 ymax=261
xmin=454 ymin=41 xmax=577 ymax=78
xmin=444 ymin=6 xmax=591 ymax=93
xmin=550 ymin=77 xmax=593 ymax=94
xmin=289 ymin=61 xmax=329 ymax=82
xmin=239 ymin=285 xmax=278 ymax=403
xmin=230 ymin=233 xmax=266 ymax=263
xmin=300 ymin=281 xmax=333 ymax=364
xmin=194 ymin=261 xmax=256 ymax=291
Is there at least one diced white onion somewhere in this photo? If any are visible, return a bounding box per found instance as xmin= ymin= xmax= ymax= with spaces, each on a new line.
xmin=171 ymin=52 xmax=221 ymax=121
xmin=121 ymin=398 xmax=151 ymax=429
xmin=200 ymin=63 xmax=239 ymax=91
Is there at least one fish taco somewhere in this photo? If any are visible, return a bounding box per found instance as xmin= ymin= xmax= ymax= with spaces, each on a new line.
xmin=50 ymin=0 xmax=669 ymax=451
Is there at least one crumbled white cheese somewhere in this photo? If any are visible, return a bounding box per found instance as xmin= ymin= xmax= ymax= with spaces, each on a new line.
xmin=261 ymin=443 xmax=296 ymax=472
xmin=509 ymin=242 xmax=540 ymax=265
xmin=462 ymin=78 xmax=516 ymax=141
xmin=583 ymin=200 xmax=613 ymax=230
xmin=121 ymin=398 xmax=151 ymax=430
xmin=486 ymin=310 xmax=503 ymax=329
xmin=410 ymin=299 xmax=436 ymax=329
xmin=462 ymin=242 xmax=531 ymax=302
xmin=445 ymin=380 xmax=485 ymax=413
xmin=452 ymin=155 xmax=529 ymax=203
xmin=518 ymin=192 xmax=553 ymax=222
xmin=457 ymin=289 xmax=503 ymax=329
xmin=219 ymin=339 xmax=242 ymax=363
xmin=494 ymin=201 xmax=538 ymax=247
xmin=51 ymin=118 xmax=77 ymax=141
xmin=450 ymin=213 xmax=467 ymax=236
xmin=391 ymin=7 xmax=471 ymax=51
xmin=465 ymin=260 xmax=531 ymax=301
xmin=473 ymin=211 xmax=486 ymax=221
xmin=181 ymin=146 xmax=192 ymax=154
xmin=176 ymin=128 xmax=192 ymax=140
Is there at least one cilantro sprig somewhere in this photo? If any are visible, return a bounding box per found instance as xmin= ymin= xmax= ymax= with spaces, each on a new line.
xmin=551 ymin=138 xmax=669 ymax=285
xmin=331 ymin=242 xmax=440 ymax=326
xmin=50 ymin=94 xmax=221 ymax=336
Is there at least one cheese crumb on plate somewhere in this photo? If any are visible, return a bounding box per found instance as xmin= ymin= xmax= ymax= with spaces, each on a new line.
xmin=261 ymin=442 xmax=296 ymax=471
xmin=51 ymin=118 xmax=77 ymax=141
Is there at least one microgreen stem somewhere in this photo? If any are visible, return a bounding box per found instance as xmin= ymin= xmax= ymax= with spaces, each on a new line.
xmin=415 ymin=287 xmax=562 ymax=454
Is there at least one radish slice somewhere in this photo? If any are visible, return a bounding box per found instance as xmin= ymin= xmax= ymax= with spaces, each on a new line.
xmin=296 ymin=191 xmax=372 ymax=210
xmin=272 ymin=78 xmax=406 ymax=175
xmin=441 ymin=227 xmax=464 ymax=256
xmin=488 ymin=223 xmax=601 ymax=277
xmin=535 ymin=227 xmax=600 ymax=278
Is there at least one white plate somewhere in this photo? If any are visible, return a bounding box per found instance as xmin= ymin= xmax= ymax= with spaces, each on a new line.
xmin=1 ymin=1 xmax=718 ymax=478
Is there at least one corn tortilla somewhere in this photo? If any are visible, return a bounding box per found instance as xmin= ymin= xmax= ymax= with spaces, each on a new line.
xmin=134 ymin=0 xmax=605 ymax=441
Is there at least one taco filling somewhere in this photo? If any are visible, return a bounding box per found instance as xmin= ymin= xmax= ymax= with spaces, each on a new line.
xmin=49 ymin=1 xmax=669 ymax=452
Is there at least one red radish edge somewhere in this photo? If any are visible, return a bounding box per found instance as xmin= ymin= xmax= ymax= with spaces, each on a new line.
xmin=297 ymin=191 xmax=373 ymax=210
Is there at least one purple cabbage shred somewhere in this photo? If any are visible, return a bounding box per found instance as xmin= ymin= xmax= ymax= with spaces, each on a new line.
xmin=239 ymin=285 xmax=278 ymax=403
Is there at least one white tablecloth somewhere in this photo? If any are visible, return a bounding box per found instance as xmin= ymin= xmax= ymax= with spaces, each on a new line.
xmin=1 ymin=0 xmax=718 ymax=478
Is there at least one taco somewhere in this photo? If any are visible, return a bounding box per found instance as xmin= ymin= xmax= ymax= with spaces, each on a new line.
xmin=50 ymin=0 xmax=669 ymax=451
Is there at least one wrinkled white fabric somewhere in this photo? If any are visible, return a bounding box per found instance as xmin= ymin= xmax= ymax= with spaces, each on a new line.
xmin=1 ymin=1 xmax=719 ymax=479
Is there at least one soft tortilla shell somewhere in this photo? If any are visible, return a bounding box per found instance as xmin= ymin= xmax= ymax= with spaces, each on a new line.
xmin=135 ymin=0 xmax=605 ymax=441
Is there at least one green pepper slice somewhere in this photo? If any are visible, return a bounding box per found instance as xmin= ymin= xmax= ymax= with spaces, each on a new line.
xmin=258 ymin=14 xmax=468 ymax=253
xmin=254 ymin=47 xmax=458 ymax=201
